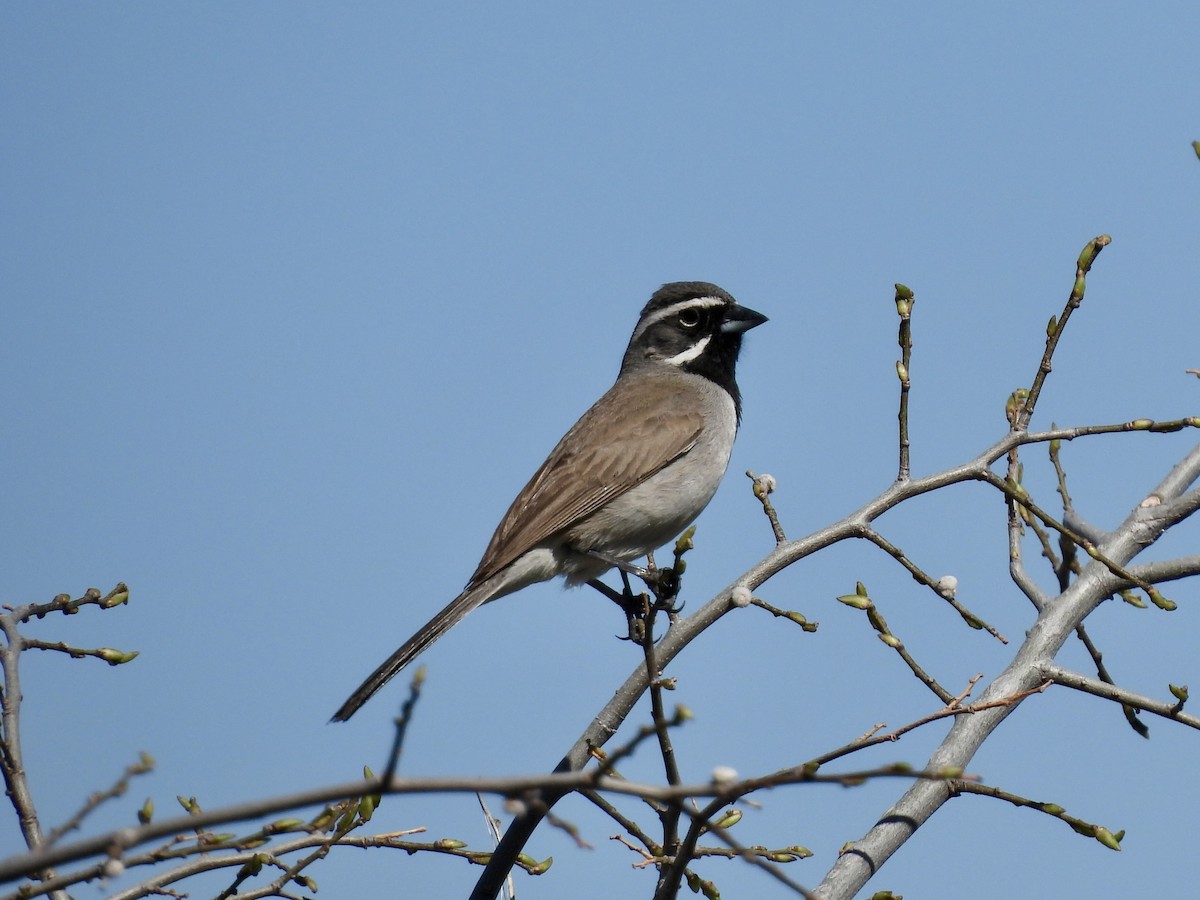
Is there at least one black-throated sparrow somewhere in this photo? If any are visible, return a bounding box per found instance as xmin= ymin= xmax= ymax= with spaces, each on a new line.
xmin=332 ymin=282 xmax=766 ymax=722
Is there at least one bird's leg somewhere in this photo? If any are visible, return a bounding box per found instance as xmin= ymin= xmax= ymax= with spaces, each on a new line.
xmin=585 ymin=577 xmax=631 ymax=609
xmin=578 ymin=549 xmax=686 ymax=619
xmin=586 ymin=575 xmax=650 ymax=642
xmin=578 ymin=547 xmax=653 ymax=581
xmin=578 ymin=546 xmax=653 ymax=641
xmin=642 ymin=550 xmax=684 ymax=615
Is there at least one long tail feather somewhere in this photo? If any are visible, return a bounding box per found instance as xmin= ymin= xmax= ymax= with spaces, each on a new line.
xmin=330 ymin=585 xmax=488 ymax=722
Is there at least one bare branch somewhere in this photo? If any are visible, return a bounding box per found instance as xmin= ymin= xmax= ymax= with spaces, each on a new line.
xmin=1039 ymin=662 xmax=1200 ymax=731
xmin=894 ymin=284 xmax=914 ymax=482
xmin=1015 ymin=234 xmax=1111 ymax=431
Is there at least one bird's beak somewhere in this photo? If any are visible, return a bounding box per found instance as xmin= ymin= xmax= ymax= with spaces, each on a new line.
xmin=720 ymin=304 xmax=769 ymax=334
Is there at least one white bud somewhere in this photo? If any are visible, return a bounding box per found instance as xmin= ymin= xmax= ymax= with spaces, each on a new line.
xmin=756 ymin=473 xmax=777 ymax=493
xmin=711 ymin=765 xmax=738 ymax=785
xmin=937 ymin=575 xmax=958 ymax=596
xmin=103 ymin=859 xmax=125 ymax=878
xmin=731 ymin=585 xmax=753 ymax=608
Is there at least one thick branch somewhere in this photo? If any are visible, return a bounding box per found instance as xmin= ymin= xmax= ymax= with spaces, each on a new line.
xmin=811 ymin=441 xmax=1200 ymax=899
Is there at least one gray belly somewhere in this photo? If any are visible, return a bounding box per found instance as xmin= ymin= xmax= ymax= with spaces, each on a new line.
xmin=556 ymin=387 xmax=737 ymax=585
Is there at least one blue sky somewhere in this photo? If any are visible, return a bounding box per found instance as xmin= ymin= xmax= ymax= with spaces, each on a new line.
xmin=2 ymin=3 xmax=1198 ymax=898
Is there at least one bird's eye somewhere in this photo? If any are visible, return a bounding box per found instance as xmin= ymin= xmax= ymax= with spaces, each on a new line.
xmin=678 ymin=309 xmax=701 ymax=328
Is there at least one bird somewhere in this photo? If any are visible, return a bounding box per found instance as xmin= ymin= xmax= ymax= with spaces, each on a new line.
xmin=331 ymin=282 xmax=766 ymax=722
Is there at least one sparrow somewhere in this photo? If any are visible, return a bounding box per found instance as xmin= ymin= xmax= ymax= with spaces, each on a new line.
xmin=332 ymin=282 xmax=766 ymax=721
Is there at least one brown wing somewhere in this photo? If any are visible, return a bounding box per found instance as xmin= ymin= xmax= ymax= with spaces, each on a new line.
xmin=469 ymin=376 xmax=702 ymax=584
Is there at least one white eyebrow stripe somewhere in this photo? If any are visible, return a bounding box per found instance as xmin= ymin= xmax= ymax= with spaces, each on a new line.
xmin=662 ymin=334 xmax=711 ymax=367
xmin=632 ymin=295 xmax=726 ymax=342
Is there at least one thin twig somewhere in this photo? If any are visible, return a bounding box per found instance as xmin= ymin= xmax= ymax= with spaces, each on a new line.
xmin=1040 ymin=662 xmax=1200 ymax=730
xmin=1015 ymin=235 xmax=1111 ymax=431
xmin=858 ymin=526 xmax=1006 ymax=642
xmin=894 ymin=284 xmax=914 ymax=482
xmin=45 ymin=754 xmax=155 ymax=847
xmin=382 ymin=667 xmax=425 ymax=786
xmin=746 ymin=471 xmax=787 ymax=543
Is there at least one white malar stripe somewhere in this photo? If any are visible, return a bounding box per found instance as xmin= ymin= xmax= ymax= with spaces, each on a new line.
xmin=663 ymin=335 xmax=711 ymax=367
xmin=632 ymin=295 xmax=727 ymax=342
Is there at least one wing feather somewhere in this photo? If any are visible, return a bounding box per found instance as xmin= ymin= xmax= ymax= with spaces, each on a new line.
xmin=469 ymin=377 xmax=702 ymax=584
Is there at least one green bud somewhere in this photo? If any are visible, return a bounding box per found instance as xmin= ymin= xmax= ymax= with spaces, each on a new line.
xmin=177 ymin=795 xmax=200 ymax=815
xmin=767 ymin=851 xmax=798 ymax=863
xmin=1129 ymin=418 xmax=1153 ymax=430
xmin=1005 ymin=388 xmax=1030 ymax=425
xmin=786 ymin=610 xmax=819 ymax=632
xmin=138 ymin=798 xmax=154 ymax=825
xmin=712 ymin=809 xmax=742 ymax=829
xmin=878 ymin=633 xmax=903 ymax=650
xmin=1119 ymin=590 xmax=1146 ymax=608
xmin=895 ymin=360 xmax=909 ymax=382
xmin=97 ymin=648 xmax=139 ymax=666
xmin=1148 ymin=589 xmax=1177 ymax=611
xmin=856 ymin=581 xmax=869 ymax=597
xmin=1094 ymin=826 xmax=1122 ymax=851
xmin=102 ymin=585 xmax=130 ymax=607
xmin=1040 ymin=803 xmax=1065 ymax=815
xmin=673 ymin=704 xmax=694 ymax=723
xmin=293 ymin=874 xmax=317 ymax=891
xmin=1077 ymin=235 xmax=1111 ymax=270
xmin=358 ymin=794 xmax=376 ymax=822
xmin=435 ymin=838 xmax=468 ymax=850
xmin=270 ymin=818 xmax=304 ymax=833
xmin=674 ymin=526 xmax=697 ymax=553
xmin=528 ymin=856 xmax=554 ymax=875
xmin=238 ymin=854 xmax=265 ymax=877
xmin=1169 ymin=684 xmax=1189 ymax=702
xmin=786 ymin=845 xmax=814 ymax=858
xmin=1046 ymin=315 xmax=1057 ymax=336
xmin=837 ymin=594 xmax=872 ymax=610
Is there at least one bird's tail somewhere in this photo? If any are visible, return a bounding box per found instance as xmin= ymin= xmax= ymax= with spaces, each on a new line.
xmin=330 ymin=584 xmax=489 ymax=722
